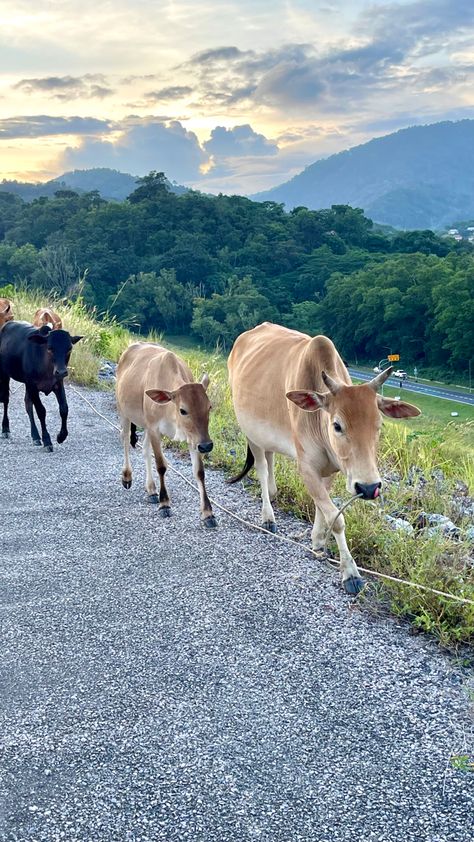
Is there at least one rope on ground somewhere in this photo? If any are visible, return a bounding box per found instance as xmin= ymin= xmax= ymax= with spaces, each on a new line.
xmin=68 ymin=384 xmax=474 ymax=608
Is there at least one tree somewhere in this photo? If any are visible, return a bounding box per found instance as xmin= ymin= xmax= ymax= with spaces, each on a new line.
xmin=191 ymin=276 xmax=277 ymax=348
xmin=127 ymin=171 xmax=169 ymax=204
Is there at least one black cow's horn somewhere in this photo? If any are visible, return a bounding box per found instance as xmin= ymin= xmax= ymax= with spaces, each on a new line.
xmin=367 ymin=366 xmax=393 ymax=392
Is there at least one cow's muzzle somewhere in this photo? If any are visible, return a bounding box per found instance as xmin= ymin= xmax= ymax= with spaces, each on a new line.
xmin=198 ymin=440 xmax=213 ymax=454
xmin=355 ymin=481 xmax=381 ymax=500
xmin=54 ymin=368 xmax=68 ymax=379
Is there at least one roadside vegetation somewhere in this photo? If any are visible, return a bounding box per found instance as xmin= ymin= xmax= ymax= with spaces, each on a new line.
xmin=3 ymin=287 xmax=473 ymax=648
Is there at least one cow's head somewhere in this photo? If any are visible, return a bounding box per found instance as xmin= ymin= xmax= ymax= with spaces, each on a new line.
xmin=0 ymin=298 xmax=13 ymax=327
xmin=146 ymin=373 xmax=213 ymax=453
xmin=33 ymin=307 xmax=63 ymax=330
xmin=287 ymin=368 xmax=421 ymax=499
xmin=28 ymin=327 xmax=83 ymax=379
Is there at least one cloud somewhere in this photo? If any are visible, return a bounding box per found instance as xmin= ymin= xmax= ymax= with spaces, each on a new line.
xmin=145 ymin=86 xmax=193 ymax=102
xmin=62 ymin=119 xmax=208 ymax=182
xmin=14 ymin=74 xmax=113 ymax=100
xmin=0 ymin=115 xmax=111 ymax=139
xmin=204 ymin=124 xmax=278 ymax=157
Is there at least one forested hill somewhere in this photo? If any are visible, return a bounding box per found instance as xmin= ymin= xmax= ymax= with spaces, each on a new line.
xmin=0 ymin=168 xmax=187 ymax=202
xmin=0 ymin=172 xmax=472 ymax=377
xmin=253 ymin=120 xmax=474 ymax=231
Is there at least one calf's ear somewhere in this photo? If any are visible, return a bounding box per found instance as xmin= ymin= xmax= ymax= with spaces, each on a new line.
xmin=70 ymin=335 xmax=84 ymax=344
xmin=286 ymin=390 xmax=330 ymax=412
xmin=377 ymin=396 xmax=421 ymax=418
xmin=201 ymin=373 xmax=210 ymax=391
xmin=28 ymin=333 xmax=48 ymax=344
xmin=146 ymin=389 xmax=174 ymax=404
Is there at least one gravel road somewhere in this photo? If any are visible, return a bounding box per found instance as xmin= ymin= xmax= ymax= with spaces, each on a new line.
xmin=1 ymin=385 xmax=473 ymax=842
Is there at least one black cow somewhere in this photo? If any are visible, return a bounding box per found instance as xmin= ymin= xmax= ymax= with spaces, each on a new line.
xmin=0 ymin=321 xmax=83 ymax=450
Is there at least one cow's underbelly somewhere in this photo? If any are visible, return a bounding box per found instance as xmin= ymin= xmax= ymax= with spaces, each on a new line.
xmin=235 ymin=408 xmax=297 ymax=459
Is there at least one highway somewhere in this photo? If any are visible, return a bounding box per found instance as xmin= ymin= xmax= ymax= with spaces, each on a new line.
xmin=347 ymin=368 xmax=474 ymax=406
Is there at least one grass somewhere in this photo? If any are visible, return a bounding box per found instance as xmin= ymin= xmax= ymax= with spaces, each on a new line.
xmin=3 ymin=286 xmax=474 ymax=647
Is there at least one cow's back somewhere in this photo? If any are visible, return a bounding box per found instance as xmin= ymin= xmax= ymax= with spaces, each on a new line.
xmin=0 ymin=321 xmax=38 ymax=382
xmin=228 ymin=322 xmax=350 ymax=456
xmin=116 ymin=342 xmax=192 ymax=430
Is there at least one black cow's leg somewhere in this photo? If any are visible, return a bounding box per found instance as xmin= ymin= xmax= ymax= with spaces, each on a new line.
xmin=54 ymin=381 xmax=69 ymax=443
xmin=28 ymin=385 xmax=53 ymax=451
xmin=24 ymin=389 xmax=41 ymax=445
xmin=0 ymin=376 xmax=10 ymax=438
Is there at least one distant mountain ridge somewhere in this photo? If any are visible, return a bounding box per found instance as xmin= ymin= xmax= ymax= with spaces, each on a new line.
xmin=252 ymin=120 xmax=474 ymax=230
xmin=0 ymin=168 xmax=188 ymax=202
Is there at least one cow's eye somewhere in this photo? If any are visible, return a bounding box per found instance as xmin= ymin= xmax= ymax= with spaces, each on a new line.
xmin=333 ymin=421 xmax=343 ymax=433
xmin=180 ymin=408 xmax=188 ymax=416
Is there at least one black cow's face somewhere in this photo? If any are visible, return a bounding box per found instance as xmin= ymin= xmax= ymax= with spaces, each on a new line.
xmin=29 ymin=328 xmax=83 ymax=379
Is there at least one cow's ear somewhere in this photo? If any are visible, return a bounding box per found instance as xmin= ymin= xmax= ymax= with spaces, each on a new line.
xmin=145 ymin=389 xmax=174 ymax=404
xmin=377 ymin=396 xmax=421 ymax=418
xmin=28 ymin=333 xmax=48 ymax=345
xmin=286 ymin=390 xmax=330 ymax=412
xmin=1 ymin=303 xmax=10 ymax=314
xmin=70 ymin=335 xmax=83 ymax=345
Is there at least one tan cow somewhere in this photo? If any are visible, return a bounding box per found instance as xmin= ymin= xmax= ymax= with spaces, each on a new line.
xmin=228 ymin=322 xmax=420 ymax=594
xmin=116 ymin=342 xmax=217 ymax=527
xmin=0 ymin=298 xmax=13 ymax=328
xmin=33 ymin=307 xmax=63 ymax=330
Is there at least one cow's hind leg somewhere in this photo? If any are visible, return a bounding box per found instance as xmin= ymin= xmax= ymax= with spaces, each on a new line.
xmin=0 ymin=376 xmax=10 ymax=439
xmin=300 ymin=464 xmax=364 ymax=595
xmin=190 ymin=449 xmax=217 ymax=528
xmin=28 ymin=385 xmax=53 ymax=451
xmin=121 ymin=416 xmax=133 ymax=488
xmin=266 ymin=451 xmax=277 ymax=502
xmin=250 ymin=440 xmax=276 ymax=533
xmin=149 ymin=431 xmax=171 ymax=517
xmin=24 ymin=389 xmax=41 ymax=445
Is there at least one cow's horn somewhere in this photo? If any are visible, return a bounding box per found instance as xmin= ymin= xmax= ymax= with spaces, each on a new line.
xmin=321 ymin=371 xmax=342 ymax=395
xmin=368 ymin=366 xmax=393 ymax=392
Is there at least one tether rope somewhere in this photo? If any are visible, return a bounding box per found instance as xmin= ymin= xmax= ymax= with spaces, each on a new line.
xmin=66 ymin=384 xmax=474 ymax=607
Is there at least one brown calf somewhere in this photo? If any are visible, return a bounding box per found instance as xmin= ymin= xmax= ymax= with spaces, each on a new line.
xmin=228 ymin=322 xmax=420 ymax=594
xmin=33 ymin=307 xmax=63 ymax=330
xmin=0 ymin=299 xmax=13 ymax=328
xmin=116 ymin=342 xmax=217 ymax=527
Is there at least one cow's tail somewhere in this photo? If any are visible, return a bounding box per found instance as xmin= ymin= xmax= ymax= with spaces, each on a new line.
xmin=227 ymin=444 xmax=255 ymax=484
xmin=130 ymin=422 xmax=138 ymax=448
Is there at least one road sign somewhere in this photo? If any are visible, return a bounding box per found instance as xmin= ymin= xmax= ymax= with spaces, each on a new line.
xmin=388 ymin=354 xmax=400 ymax=361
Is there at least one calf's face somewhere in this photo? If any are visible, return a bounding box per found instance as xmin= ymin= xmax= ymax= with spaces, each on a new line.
xmin=287 ymin=370 xmax=420 ymax=499
xmin=146 ymin=374 xmax=213 ymax=452
xmin=29 ymin=328 xmax=83 ymax=379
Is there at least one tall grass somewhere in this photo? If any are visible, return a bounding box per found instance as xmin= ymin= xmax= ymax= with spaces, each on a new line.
xmin=3 ymin=288 xmax=473 ymax=646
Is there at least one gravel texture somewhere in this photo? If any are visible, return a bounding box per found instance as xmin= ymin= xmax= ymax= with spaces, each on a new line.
xmin=1 ymin=385 xmax=473 ymax=842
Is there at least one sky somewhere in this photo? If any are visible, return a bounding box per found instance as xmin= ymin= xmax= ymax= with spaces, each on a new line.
xmin=1 ymin=0 xmax=474 ymax=194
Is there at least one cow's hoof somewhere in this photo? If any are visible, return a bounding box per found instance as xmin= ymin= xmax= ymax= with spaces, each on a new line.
xmin=122 ymin=478 xmax=132 ymax=489
xmin=43 ymin=444 xmax=54 ymax=452
xmin=262 ymin=520 xmax=277 ymax=533
xmin=159 ymin=506 xmax=172 ymax=518
xmin=203 ymin=515 xmax=217 ymax=528
xmin=33 ymin=439 xmax=42 ymax=446
xmin=343 ymin=575 xmax=365 ymax=596
xmin=1 ymin=431 xmax=10 ymax=439
xmin=57 ymin=432 xmax=67 ymax=444
xmin=147 ymin=493 xmax=159 ymax=504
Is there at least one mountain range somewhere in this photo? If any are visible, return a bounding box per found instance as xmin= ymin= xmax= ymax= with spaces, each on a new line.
xmin=253 ymin=120 xmax=474 ymax=230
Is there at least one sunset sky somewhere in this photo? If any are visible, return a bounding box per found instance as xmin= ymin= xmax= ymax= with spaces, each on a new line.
xmin=1 ymin=0 xmax=474 ymax=193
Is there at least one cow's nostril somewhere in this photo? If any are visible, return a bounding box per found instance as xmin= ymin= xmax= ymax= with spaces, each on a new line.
xmin=355 ymin=481 xmax=381 ymax=500
xmin=198 ymin=441 xmax=213 ymax=454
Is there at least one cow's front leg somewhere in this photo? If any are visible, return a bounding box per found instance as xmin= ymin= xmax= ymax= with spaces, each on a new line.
xmin=54 ymin=381 xmax=69 ymax=443
xmin=190 ymin=449 xmax=217 ymax=528
xmin=0 ymin=376 xmax=10 ymax=438
xmin=28 ymin=385 xmax=53 ymax=451
xmin=300 ymin=465 xmax=364 ymax=595
xmin=24 ymin=389 xmax=41 ymax=445
xmin=149 ymin=431 xmax=171 ymax=516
